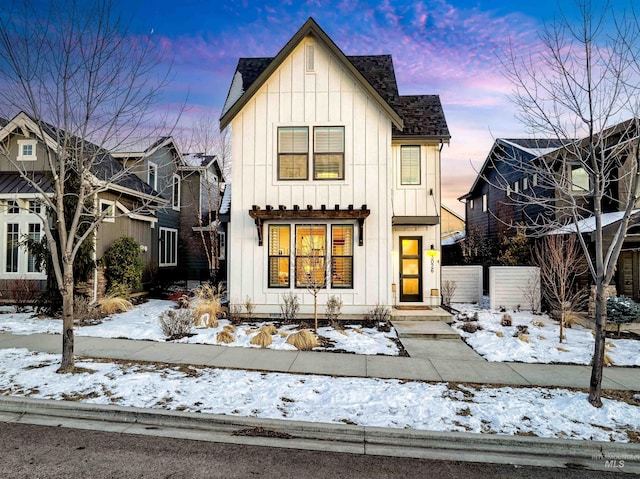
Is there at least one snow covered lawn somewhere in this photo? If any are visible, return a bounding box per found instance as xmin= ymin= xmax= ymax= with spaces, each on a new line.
xmin=1 ymin=348 xmax=638 ymax=442
xmin=0 ymin=301 xmax=399 ymax=356
xmin=452 ymin=303 xmax=640 ymax=366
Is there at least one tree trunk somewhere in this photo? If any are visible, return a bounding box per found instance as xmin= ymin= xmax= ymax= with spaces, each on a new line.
xmin=588 ymin=283 xmax=606 ymax=407
xmin=57 ymin=267 xmax=75 ymax=373
xmin=559 ymin=310 xmax=565 ymax=343
xmin=314 ymin=294 xmax=318 ymax=332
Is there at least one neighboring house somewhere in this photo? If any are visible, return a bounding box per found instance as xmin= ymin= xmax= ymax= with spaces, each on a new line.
xmin=0 ymin=112 xmax=165 ymax=299
xmin=181 ymin=152 xmax=226 ymax=282
xmin=459 ymin=120 xmax=640 ymax=300
xmin=220 ymin=18 xmax=450 ymax=314
xmin=458 ymin=138 xmax=568 ymax=253
xmin=441 ymin=204 xmax=465 ymax=265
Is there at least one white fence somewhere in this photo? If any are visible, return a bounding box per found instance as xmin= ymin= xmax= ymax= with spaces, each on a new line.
xmin=489 ymin=266 xmax=540 ymax=311
xmin=442 ymin=266 xmax=483 ymax=304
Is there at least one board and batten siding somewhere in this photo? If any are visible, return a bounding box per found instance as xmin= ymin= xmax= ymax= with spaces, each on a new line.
xmin=229 ymin=36 xmax=393 ymax=314
xmin=489 ymin=266 xmax=540 ymax=311
xmin=442 ymin=266 xmax=483 ymax=304
xmin=391 ymin=143 xmax=441 ymax=218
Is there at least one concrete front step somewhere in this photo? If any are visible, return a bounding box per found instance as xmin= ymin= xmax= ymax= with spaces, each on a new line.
xmin=392 ymin=321 xmax=461 ymax=340
xmin=391 ymin=307 xmax=453 ymax=323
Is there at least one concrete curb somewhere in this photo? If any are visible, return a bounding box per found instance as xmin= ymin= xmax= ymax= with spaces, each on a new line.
xmin=0 ymin=396 xmax=638 ymax=472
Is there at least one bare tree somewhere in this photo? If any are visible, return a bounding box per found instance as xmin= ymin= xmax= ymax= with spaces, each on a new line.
xmin=499 ymin=0 xmax=640 ymax=406
xmin=0 ymin=0 xmax=173 ymax=372
xmin=533 ymin=235 xmax=588 ymax=343
xmin=182 ymin=116 xmax=231 ymax=281
xmin=296 ymin=226 xmax=330 ymax=332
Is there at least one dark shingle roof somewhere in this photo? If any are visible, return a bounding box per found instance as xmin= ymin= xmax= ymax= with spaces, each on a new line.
xmin=503 ymin=138 xmax=570 ymax=149
xmin=236 ymin=58 xmax=273 ymax=92
xmin=0 ymin=172 xmax=53 ymax=194
xmin=393 ymin=95 xmax=450 ymax=139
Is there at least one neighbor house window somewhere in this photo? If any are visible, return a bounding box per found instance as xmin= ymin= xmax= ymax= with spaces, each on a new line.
xmin=27 ymin=223 xmax=41 ymax=272
xmin=513 ymin=181 xmax=519 ymax=194
xmin=482 ymin=194 xmax=488 ymax=212
xmin=17 ymin=140 xmax=37 ymax=161
xmin=6 ymin=223 xmax=19 ymax=273
xmin=172 ymin=174 xmax=181 ymax=210
xmin=331 ymin=225 xmax=353 ymax=288
xmin=295 ymin=225 xmax=326 ymax=288
xmin=99 ymin=199 xmax=115 ymax=223
xmin=532 ymin=174 xmax=538 ymax=187
xmin=470 ymin=198 xmax=474 ymax=209
xmin=278 ymin=127 xmax=308 ymax=180
xmin=506 ymin=185 xmax=511 ymax=198
xmin=6 ymin=200 xmax=19 ymax=214
xmin=314 ymin=126 xmax=344 ymax=180
xmin=570 ymin=165 xmax=589 ymax=192
xmin=522 ymin=177 xmax=528 ymax=190
xmin=28 ymin=200 xmax=41 ymax=214
xmin=268 ymin=225 xmax=290 ymax=288
xmin=400 ymin=145 xmax=420 ymax=185
xmin=159 ymin=227 xmax=178 ymax=267
xmin=218 ymin=231 xmax=226 ymax=261
xmin=148 ymin=162 xmax=158 ymax=190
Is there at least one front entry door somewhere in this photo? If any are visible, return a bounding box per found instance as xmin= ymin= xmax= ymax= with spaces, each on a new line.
xmin=399 ymin=237 xmax=422 ymax=302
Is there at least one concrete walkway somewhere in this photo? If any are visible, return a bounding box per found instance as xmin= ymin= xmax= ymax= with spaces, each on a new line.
xmin=1 ymin=331 xmax=638 ymax=391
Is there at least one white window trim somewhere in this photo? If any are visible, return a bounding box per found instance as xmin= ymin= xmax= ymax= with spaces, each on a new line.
xmin=523 ymin=177 xmax=528 ymax=190
xmin=305 ymin=43 xmax=316 ymax=73
xmin=172 ymin=174 xmax=181 ymax=211
xmin=148 ymin=162 xmax=158 ymax=190
xmin=99 ymin=199 xmax=115 ymax=223
xmin=0 ymin=199 xmax=46 ymax=279
xmin=159 ymin=227 xmax=178 ymax=267
xmin=17 ymin=139 xmax=37 ymax=162
xmin=482 ymin=194 xmax=488 ymax=212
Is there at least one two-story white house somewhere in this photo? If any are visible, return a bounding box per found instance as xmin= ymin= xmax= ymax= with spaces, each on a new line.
xmin=220 ymin=18 xmax=450 ymax=315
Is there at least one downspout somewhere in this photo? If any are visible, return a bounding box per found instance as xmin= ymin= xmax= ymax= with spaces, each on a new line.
xmin=92 ymin=193 xmax=98 ymax=304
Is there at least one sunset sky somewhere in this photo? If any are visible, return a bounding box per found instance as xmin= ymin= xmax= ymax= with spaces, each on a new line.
xmin=102 ymin=1 xmax=621 ymax=214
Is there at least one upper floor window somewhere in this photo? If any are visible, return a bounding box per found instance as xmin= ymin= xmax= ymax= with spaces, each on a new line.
xmin=17 ymin=139 xmax=37 ymax=161
xmin=159 ymin=227 xmax=178 ymax=267
xmin=522 ymin=177 xmax=528 ymax=190
xmin=5 ymin=200 xmax=19 ymax=214
xmin=482 ymin=194 xmax=488 ymax=212
xmin=506 ymin=184 xmax=511 ymax=198
xmin=400 ymin=145 xmax=420 ymax=185
xmin=99 ymin=199 xmax=115 ymax=223
xmin=28 ymin=200 xmax=41 ymax=214
xmin=278 ymin=127 xmax=308 ymax=180
xmin=305 ymin=43 xmax=315 ymax=73
xmin=513 ymin=181 xmax=519 ymax=194
xmin=469 ymin=198 xmax=474 ymax=209
xmin=532 ymin=173 xmax=538 ymax=187
xmin=172 ymin=174 xmax=181 ymax=210
xmin=570 ymin=165 xmax=589 ymax=192
xmin=314 ymin=127 xmax=344 ymax=180
xmin=148 ymin=162 xmax=158 ymax=190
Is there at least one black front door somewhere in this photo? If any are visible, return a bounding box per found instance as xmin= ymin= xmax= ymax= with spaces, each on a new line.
xmin=399 ymin=236 xmax=422 ymax=302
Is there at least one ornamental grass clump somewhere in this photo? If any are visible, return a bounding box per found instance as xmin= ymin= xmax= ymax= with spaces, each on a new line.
xmin=216 ymin=329 xmax=235 ymax=344
xmin=500 ymin=314 xmax=512 ymax=327
xmin=250 ymin=329 xmax=273 ymax=348
xmin=98 ymin=295 xmax=133 ymax=315
xmin=192 ymin=283 xmax=225 ymax=328
xmin=286 ymin=329 xmax=319 ymax=350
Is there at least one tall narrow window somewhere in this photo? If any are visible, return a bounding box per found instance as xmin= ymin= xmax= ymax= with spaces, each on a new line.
xmin=278 ymin=127 xmax=308 ymax=180
xmin=268 ymin=225 xmax=290 ymax=288
xmin=27 ymin=223 xmax=41 ymax=272
xmin=148 ymin=162 xmax=158 ymax=190
xmin=532 ymin=174 xmax=538 ymax=187
xmin=172 ymin=174 xmax=181 ymax=210
xmin=513 ymin=181 xmax=519 ymax=194
xmin=314 ymin=126 xmax=344 ymax=180
xmin=6 ymin=223 xmax=19 ymax=273
xmin=400 ymin=145 xmax=420 ymax=185
xmin=305 ymin=43 xmax=315 ymax=72
xmin=295 ymin=225 xmax=326 ymax=288
xmin=331 ymin=225 xmax=353 ymax=288
xmin=522 ymin=177 xmax=528 ymax=190
xmin=482 ymin=194 xmax=488 ymax=212
xmin=470 ymin=198 xmax=474 ymax=209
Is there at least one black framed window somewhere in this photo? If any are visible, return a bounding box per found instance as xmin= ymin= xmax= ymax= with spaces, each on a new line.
xmin=295 ymin=224 xmax=326 ymax=288
xmin=314 ymin=126 xmax=344 ymax=180
xmin=400 ymin=145 xmax=420 ymax=185
xmin=268 ymin=225 xmax=290 ymax=288
xmin=278 ymin=127 xmax=308 ymax=180
xmin=331 ymin=225 xmax=353 ymax=288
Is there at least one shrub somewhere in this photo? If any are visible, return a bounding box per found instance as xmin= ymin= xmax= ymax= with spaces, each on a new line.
xmin=159 ymin=309 xmax=194 ymax=339
xmin=325 ymin=295 xmax=343 ymax=330
xmin=260 ymin=324 xmax=277 ymax=335
xmin=7 ymin=278 xmax=38 ymax=312
xmin=517 ymin=333 xmax=530 ymax=343
xmin=228 ymin=304 xmax=243 ymax=325
xmin=250 ymin=329 xmax=273 ymax=348
xmin=441 ymin=280 xmax=457 ymax=306
xmin=98 ymin=295 xmax=133 ymax=315
xmin=223 ymin=324 xmax=236 ymax=333
xmin=461 ymin=322 xmax=481 ymax=333
xmin=280 ymin=292 xmax=300 ymax=323
xmin=244 ymin=296 xmax=255 ymax=318
xmin=607 ymin=296 xmax=640 ymax=325
xmin=286 ymin=329 xmax=319 ymax=350
xmin=364 ymin=304 xmax=391 ymax=330
xmin=74 ymin=295 xmax=98 ymax=322
xmin=192 ymin=283 xmax=224 ymax=328
xmin=500 ymin=314 xmax=512 ymax=327
xmin=103 ymin=237 xmax=144 ymax=294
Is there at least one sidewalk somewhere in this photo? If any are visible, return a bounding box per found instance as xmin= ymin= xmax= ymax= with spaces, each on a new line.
xmin=1 ymin=331 xmax=638 ymax=390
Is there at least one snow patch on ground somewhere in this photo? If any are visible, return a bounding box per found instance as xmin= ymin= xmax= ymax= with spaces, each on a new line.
xmin=0 ymin=300 xmax=399 ymax=356
xmin=1 ymin=348 xmax=638 ymax=442
xmin=451 ymin=303 xmax=640 ymax=366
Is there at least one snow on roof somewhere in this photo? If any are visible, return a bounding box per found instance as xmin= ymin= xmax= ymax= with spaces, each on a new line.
xmin=442 ymin=231 xmax=465 ymax=246
xmin=219 ymin=183 xmax=231 ymax=215
xmin=547 ymin=210 xmax=640 ymax=235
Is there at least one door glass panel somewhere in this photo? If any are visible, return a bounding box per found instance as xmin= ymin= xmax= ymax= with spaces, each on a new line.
xmin=401 ymin=239 xmax=418 ymax=256
xmin=402 ymin=278 xmax=419 ymax=295
xmin=402 ymin=259 xmax=419 ymax=276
